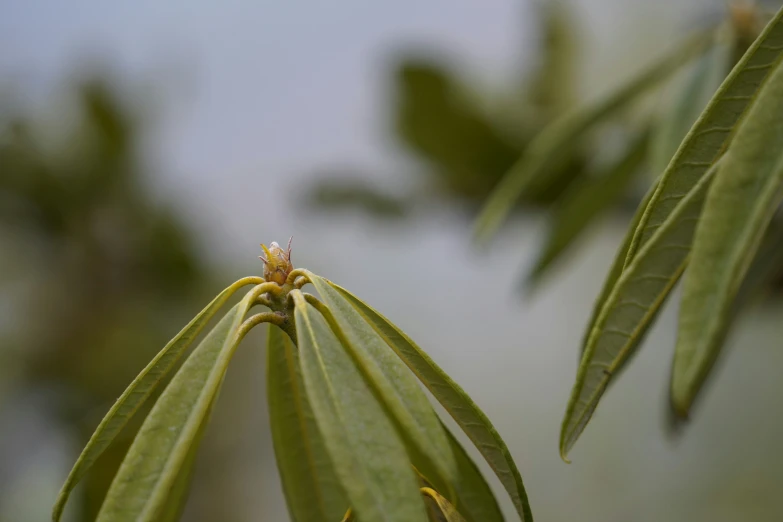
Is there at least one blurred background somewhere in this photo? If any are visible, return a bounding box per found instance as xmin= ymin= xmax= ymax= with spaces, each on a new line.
xmin=2 ymin=0 xmax=783 ymax=521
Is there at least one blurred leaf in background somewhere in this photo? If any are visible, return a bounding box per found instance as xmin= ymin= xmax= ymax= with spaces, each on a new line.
xmin=301 ymin=0 xmax=783 ymax=299
xmin=301 ymin=0 xmax=590 ymax=220
xmin=0 ymin=74 xmax=237 ymax=521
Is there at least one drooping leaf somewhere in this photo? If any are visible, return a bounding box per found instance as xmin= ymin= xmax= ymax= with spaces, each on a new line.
xmin=666 ymin=217 xmax=783 ymax=433
xmin=527 ymin=0 xmax=579 ymax=121
xmin=671 ymin=56 xmax=783 ymax=417
xmin=561 ymin=159 xmax=721 ymax=460
xmin=528 ymin=127 xmax=649 ymax=287
xmin=395 ymin=60 xmax=522 ymax=202
xmin=421 ymin=487 xmax=467 ymax=522
xmin=327 ymin=283 xmax=532 ymax=522
xmin=52 ymin=276 xmax=262 ymax=522
xmin=473 ymin=30 xmax=712 ymax=242
xmin=291 ymin=291 xmax=428 ymax=522
xmin=305 ymin=272 xmax=458 ymax=499
xmin=626 ymin=5 xmax=783 ymax=262
xmin=302 ymin=177 xmax=412 ymax=220
xmin=650 ymin=38 xmax=729 ymax=177
xmin=267 ymin=324 xmax=349 ymax=521
xmin=154 ymin=398 xmax=215 ymax=522
xmin=578 ymin=177 xmax=660 ymax=356
xmin=440 ymin=423 xmax=504 ymax=522
xmin=733 ymin=217 xmax=783 ymax=306
xmin=96 ymin=285 xmax=259 ymax=521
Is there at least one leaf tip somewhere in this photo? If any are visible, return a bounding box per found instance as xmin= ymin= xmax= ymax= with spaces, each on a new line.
xmin=559 ymin=446 xmax=572 ymax=464
xmin=470 ymin=221 xmax=493 ymax=247
xmin=669 ymin=391 xmax=692 ymax=423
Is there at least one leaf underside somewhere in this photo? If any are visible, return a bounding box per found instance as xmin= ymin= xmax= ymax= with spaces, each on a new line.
xmin=671 ymin=54 xmax=783 ymax=417
xmin=561 ymin=159 xmax=721 ymax=460
xmin=267 ymin=324 xmax=348 ymax=521
xmin=293 ymin=291 xmax=429 ymax=522
xmin=328 ymin=282 xmax=532 ymax=522
xmin=473 ymin=29 xmax=712 ymax=242
xmin=96 ymin=286 xmax=257 ymax=521
xmin=627 ymin=5 xmax=783 ymax=262
xmin=306 ymin=272 xmax=459 ymax=501
xmin=563 ymin=3 xmax=783 ymax=459
xmin=52 ymin=277 xmax=261 ymax=522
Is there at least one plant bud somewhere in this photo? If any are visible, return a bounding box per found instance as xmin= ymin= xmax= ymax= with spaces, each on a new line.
xmin=259 ymin=238 xmax=293 ymax=285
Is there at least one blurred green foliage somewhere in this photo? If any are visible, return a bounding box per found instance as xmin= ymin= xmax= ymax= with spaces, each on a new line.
xmin=303 ymin=0 xmax=783 ymax=295
xmin=303 ymin=1 xmax=590 ymax=217
xmin=0 ymin=76 xmax=223 ymax=521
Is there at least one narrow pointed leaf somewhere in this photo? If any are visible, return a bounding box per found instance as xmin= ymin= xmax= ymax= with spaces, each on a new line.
xmin=292 ymin=291 xmax=428 ymax=522
xmin=96 ymin=285 xmax=259 ymax=521
xmin=733 ymin=219 xmax=783 ymax=306
xmin=52 ymin=276 xmax=261 ymax=522
xmin=579 ymin=177 xmax=660 ymax=355
xmin=327 ymin=283 xmax=532 ymax=522
xmin=667 ymin=219 xmax=783 ymax=433
xmin=672 ymin=57 xmax=783 ymax=417
xmin=562 ymin=160 xmax=720 ymax=460
xmin=627 ymin=5 xmax=783 ymax=261
xmin=305 ymin=272 xmax=458 ymax=498
xmin=440 ymin=424 xmax=504 ymax=522
xmin=154 ymin=399 xmax=214 ymax=522
xmin=267 ymin=324 xmax=348 ymax=521
xmin=529 ymin=128 xmax=649 ymax=286
xmin=473 ymin=31 xmax=712 ymax=242
xmin=421 ymin=487 xmax=467 ymax=522
xmin=528 ymin=0 xmax=578 ymax=118
xmin=650 ymin=40 xmax=728 ymax=177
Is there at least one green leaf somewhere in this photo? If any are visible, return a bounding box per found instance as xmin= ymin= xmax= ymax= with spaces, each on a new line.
xmin=562 ymin=159 xmax=721 ymax=460
xmin=305 ymin=273 xmax=459 ymax=499
xmin=671 ymin=56 xmax=783 ymax=417
xmin=626 ymin=5 xmax=783 ymax=262
xmin=579 ymin=177 xmax=660 ymax=356
xmin=733 ymin=218 xmax=783 ymax=306
xmin=395 ymin=60 xmax=521 ymax=202
xmin=96 ymin=285 xmax=259 ymax=521
xmin=666 ymin=219 xmax=783 ymax=433
xmin=267 ymin=324 xmax=348 ymax=521
xmin=527 ymin=0 xmax=578 ymax=120
xmin=473 ymin=30 xmax=712 ymax=242
xmin=153 ymin=398 xmax=214 ymax=522
xmin=650 ymin=40 xmax=729 ymax=178
xmin=440 ymin=423 xmax=504 ymax=522
xmin=528 ymin=127 xmax=649 ymax=287
xmin=292 ymin=291 xmax=428 ymax=522
xmin=421 ymin=487 xmax=467 ymax=522
xmin=52 ymin=276 xmax=261 ymax=522
xmin=327 ymin=282 xmax=532 ymax=522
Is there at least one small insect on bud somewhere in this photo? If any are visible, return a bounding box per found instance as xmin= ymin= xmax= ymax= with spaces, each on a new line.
xmin=259 ymin=237 xmax=294 ymax=285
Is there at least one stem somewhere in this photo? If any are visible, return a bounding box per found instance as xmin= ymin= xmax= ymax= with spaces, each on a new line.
xmin=255 ymin=295 xmax=273 ymax=308
xmin=248 ymin=281 xmax=285 ymax=302
xmin=286 ymin=268 xmax=310 ymax=286
xmin=303 ymin=292 xmax=327 ymax=312
xmin=239 ymin=312 xmax=285 ymax=336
